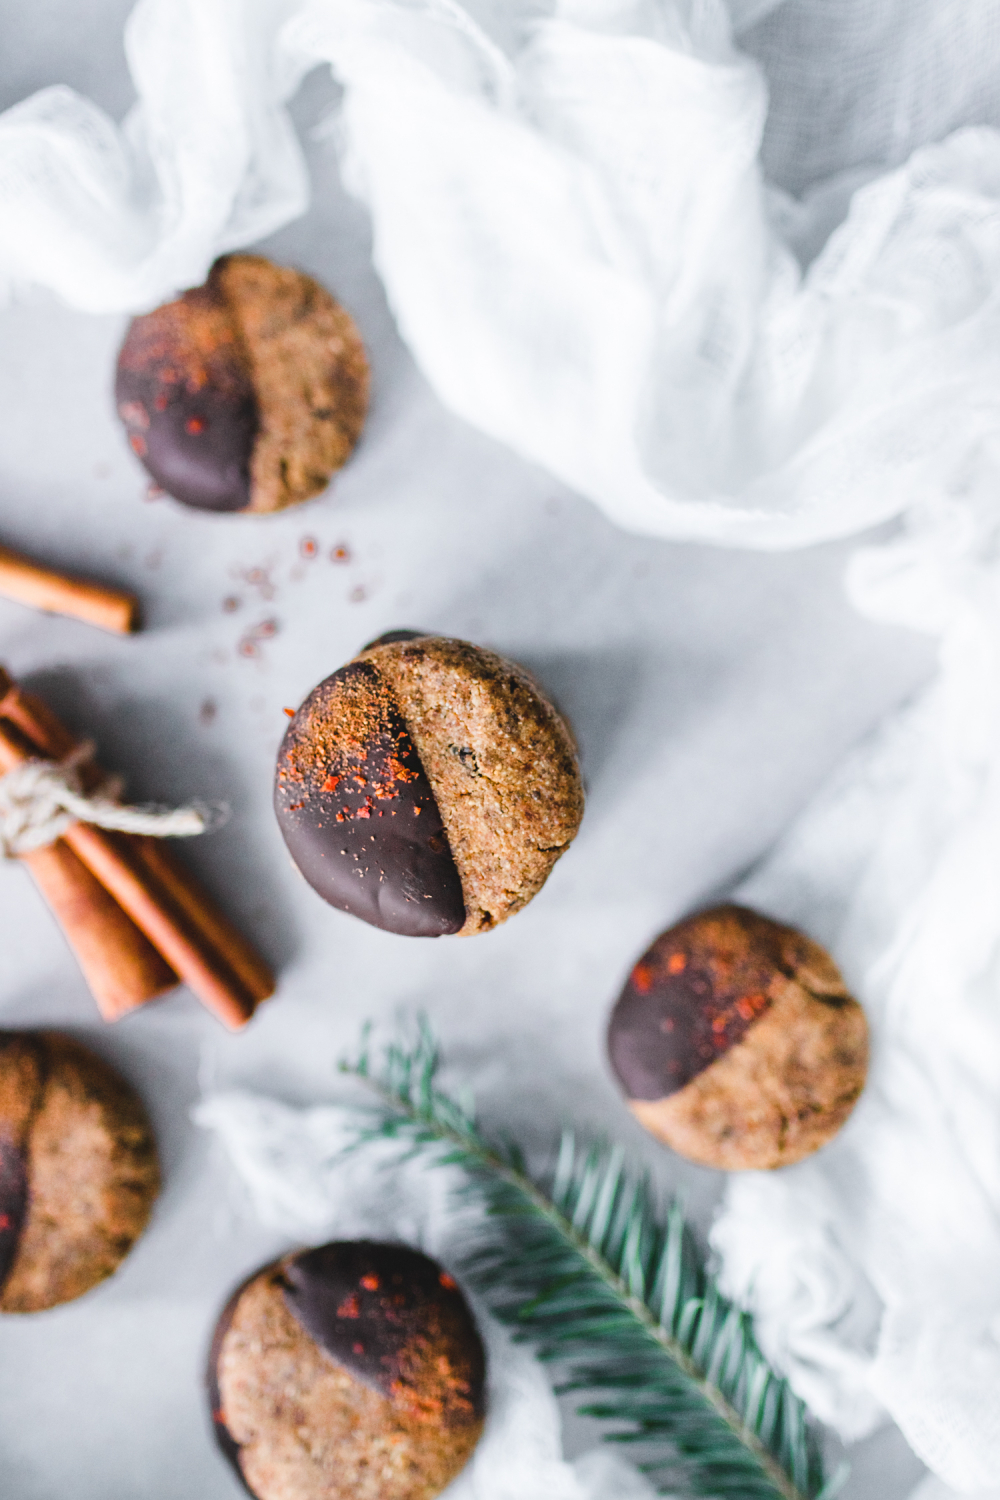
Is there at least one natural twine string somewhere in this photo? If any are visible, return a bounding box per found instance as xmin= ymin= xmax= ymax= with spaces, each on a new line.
xmin=0 ymin=742 xmax=229 ymax=858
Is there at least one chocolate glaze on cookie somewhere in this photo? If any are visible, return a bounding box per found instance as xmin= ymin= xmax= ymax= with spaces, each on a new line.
xmin=116 ymin=254 xmax=369 ymax=515
xmin=283 ymin=1242 xmax=486 ymax=1408
xmin=0 ymin=1135 xmax=27 ymax=1290
xmin=608 ymin=906 xmax=869 ymax=1171
xmin=117 ymin=266 xmax=258 ymax=512
xmin=274 ymin=660 xmax=466 ymax=937
xmin=275 ymin=633 xmax=584 ymax=938
xmin=209 ymin=1242 xmax=486 ymax=1500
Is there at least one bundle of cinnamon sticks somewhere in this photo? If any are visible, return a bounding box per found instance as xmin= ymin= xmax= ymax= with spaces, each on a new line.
xmin=0 ymin=668 xmax=274 ymax=1027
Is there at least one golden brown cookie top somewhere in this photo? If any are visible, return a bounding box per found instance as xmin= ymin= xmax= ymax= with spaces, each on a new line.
xmin=116 ymin=254 xmax=369 ymax=514
xmin=274 ymin=632 xmax=584 ymax=937
xmin=0 ymin=1031 xmax=160 ymax=1312
xmin=608 ymin=906 xmax=869 ymax=1170
xmin=210 ymin=1243 xmax=485 ymax=1500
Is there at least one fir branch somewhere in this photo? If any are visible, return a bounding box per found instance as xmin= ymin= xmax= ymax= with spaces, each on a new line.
xmin=339 ymin=1021 xmax=846 ymax=1500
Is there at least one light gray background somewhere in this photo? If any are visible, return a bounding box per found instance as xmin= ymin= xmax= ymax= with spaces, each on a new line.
xmin=0 ymin=6 xmax=938 ymax=1497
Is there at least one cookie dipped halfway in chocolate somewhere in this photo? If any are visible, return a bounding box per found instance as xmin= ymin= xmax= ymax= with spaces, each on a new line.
xmin=116 ymin=253 xmax=369 ymax=514
xmin=274 ymin=633 xmax=584 ymax=936
xmin=608 ymin=905 xmax=869 ymax=1170
xmin=209 ymin=1242 xmax=486 ymax=1500
xmin=0 ymin=1031 xmax=160 ymax=1312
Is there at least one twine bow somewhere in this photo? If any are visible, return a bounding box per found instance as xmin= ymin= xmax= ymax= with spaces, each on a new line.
xmin=0 ymin=742 xmax=228 ymax=858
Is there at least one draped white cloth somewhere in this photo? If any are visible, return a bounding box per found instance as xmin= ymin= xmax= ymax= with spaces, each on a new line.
xmin=5 ymin=1 xmax=1000 ymax=1491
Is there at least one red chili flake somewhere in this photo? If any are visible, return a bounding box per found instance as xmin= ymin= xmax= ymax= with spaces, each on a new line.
xmin=129 ymin=433 xmax=147 ymax=457
xmin=254 ymin=618 xmax=278 ymax=640
xmin=631 ymin=963 xmax=653 ymax=995
xmin=353 ymin=1343 xmax=365 ymax=1355
xmin=331 ymin=544 xmax=351 ymax=564
xmin=154 ymin=393 xmax=169 ymax=411
xmin=356 ymin=804 xmax=371 ymax=819
xmin=712 ymin=1015 xmax=727 ymax=1033
xmin=0 ymin=1214 xmax=9 ymax=1230
xmin=212 ymin=1408 xmax=227 ymax=1426
xmin=247 ymin=567 xmax=266 ymax=585
xmin=223 ymin=596 xmax=241 ymax=613
xmin=322 ymin=774 xmax=341 ymax=794
xmin=185 ymin=415 xmax=205 ymax=435
xmin=300 ymin=536 xmax=319 ymax=559
xmin=335 ymin=811 xmax=346 ymax=822
xmin=237 ymin=638 xmax=259 ymax=659
xmin=360 ymin=1274 xmax=380 ymax=1291
xmin=737 ymin=993 xmax=768 ymax=1022
xmin=439 ymin=1272 xmax=456 ymax=1290
xmin=337 ymin=1293 xmax=360 ymax=1319
xmin=667 ymin=952 xmax=687 ymax=974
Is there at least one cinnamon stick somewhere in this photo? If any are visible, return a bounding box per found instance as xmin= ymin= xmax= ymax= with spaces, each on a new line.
xmin=0 ymin=699 xmax=177 ymax=1018
xmin=16 ymin=838 xmax=178 ymax=1020
xmin=0 ymin=545 xmax=138 ymax=634
xmin=0 ymin=670 xmax=274 ymax=1028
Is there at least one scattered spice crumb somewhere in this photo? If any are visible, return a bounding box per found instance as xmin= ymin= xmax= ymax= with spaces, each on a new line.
xmin=242 ymin=564 xmax=276 ymax=601
xmin=238 ymin=618 xmax=280 ymax=658
xmin=283 ymin=707 xmax=295 ymax=718
xmin=223 ymin=596 xmax=241 ymax=613
xmin=349 ymin=585 xmax=367 ymax=604
xmin=331 ymin=543 xmax=351 ymax=564
xmin=199 ymin=698 xmax=218 ymax=726
xmin=300 ymin=536 xmax=319 ymax=559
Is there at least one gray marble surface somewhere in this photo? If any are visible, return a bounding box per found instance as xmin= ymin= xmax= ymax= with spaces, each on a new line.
xmin=0 ymin=6 xmax=938 ymax=1497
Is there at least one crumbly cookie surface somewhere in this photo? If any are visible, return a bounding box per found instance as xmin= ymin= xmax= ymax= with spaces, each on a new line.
xmin=621 ymin=909 xmax=868 ymax=1169
xmin=217 ymin=1268 xmax=483 ymax=1500
xmin=365 ymin=636 xmax=584 ymax=934
xmin=216 ymin=255 xmax=369 ymax=514
xmin=0 ymin=1032 xmax=159 ymax=1312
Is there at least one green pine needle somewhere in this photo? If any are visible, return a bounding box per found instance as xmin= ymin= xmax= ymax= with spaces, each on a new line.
xmin=339 ymin=1020 xmax=847 ymax=1500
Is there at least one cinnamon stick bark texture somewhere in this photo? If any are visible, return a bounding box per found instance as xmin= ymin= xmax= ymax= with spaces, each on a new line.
xmin=0 ymin=668 xmax=274 ymax=1027
xmin=0 ymin=546 xmax=138 ymax=634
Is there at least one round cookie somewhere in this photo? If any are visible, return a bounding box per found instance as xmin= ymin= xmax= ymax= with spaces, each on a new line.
xmin=273 ymin=631 xmax=584 ymax=936
xmin=607 ymin=905 xmax=868 ymax=1170
xmin=208 ymin=1241 xmax=486 ymax=1500
xmin=0 ymin=1031 xmax=159 ymax=1312
xmin=116 ymin=253 xmax=369 ymax=513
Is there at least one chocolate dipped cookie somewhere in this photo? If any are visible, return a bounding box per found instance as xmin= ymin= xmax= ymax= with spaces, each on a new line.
xmin=0 ymin=1031 xmax=159 ymax=1311
xmin=608 ymin=905 xmax=868 ymax=1170
xmin=209 ymin=1241 xmax=485 ymax=1500
xmin=116 ymin=254 xmax=368 ymax=513
xmin=274 ymin=631 xmax=584 ymax=936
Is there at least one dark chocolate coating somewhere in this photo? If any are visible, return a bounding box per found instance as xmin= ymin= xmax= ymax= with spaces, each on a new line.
xmin=362 ymin=629 xmax=427 ymax=650
xmin=116 ymin=276 xmax=258 ymax=512
xmin=0 ymin=1135 xmax=27 ymax=1292
xmin=283 ymin=1241 xmax=485 ymax=1412
xmin=608 ymin=905 xmax=778 ymax=1100
xmin=274 ymin=660 xmax=465 ymax=937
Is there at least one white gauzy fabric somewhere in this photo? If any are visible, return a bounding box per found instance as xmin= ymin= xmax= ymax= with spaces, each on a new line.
xmin=711 ymin=479 xmax=1000 ymax=1490
xmin=193 ymin=1092 xmax=662 ymax=1500
xmin=7 ymin=0 xmax=1000 ymax=546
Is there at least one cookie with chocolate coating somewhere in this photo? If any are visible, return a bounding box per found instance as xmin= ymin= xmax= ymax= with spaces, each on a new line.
xmin=607 ymin=905 xmax=868 ymax=1170
xmin=116 ymin=254 xmax=369 ymax=513
xmin=0 ymin=1031 xmax=159 ymax=1312
xmin=208 ymin=1241 xmax=485 ymax=1500
xmin=273 ymin=631 xmax=584 ymax=936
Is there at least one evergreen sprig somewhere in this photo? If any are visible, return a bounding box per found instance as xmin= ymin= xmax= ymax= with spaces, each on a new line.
xmin=340 ymin=1021 xmax=845 ymax=1500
